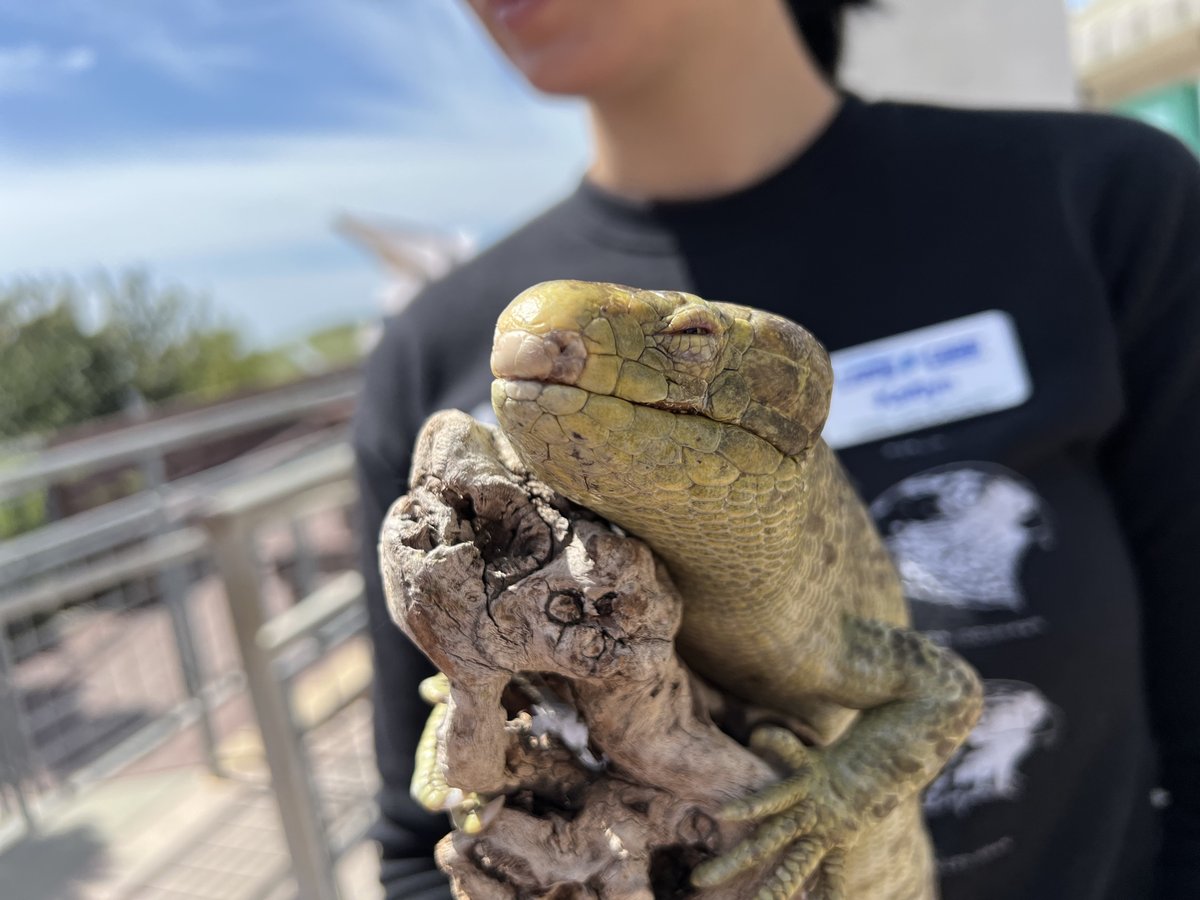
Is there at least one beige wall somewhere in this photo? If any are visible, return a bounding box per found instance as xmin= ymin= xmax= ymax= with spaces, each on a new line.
xmin=1070 ymin=0 xmax=1200 ymax=106
xmin=840 ymin=0 xmax=1080 ymax=109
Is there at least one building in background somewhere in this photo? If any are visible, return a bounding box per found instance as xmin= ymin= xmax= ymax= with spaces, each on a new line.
xmin=1069 ymin=0 xmax=1200 ymax=153
xmin=335 ymin=215 xmax=475 ymax=317
xmin=842 ymin=0 xmax=1079 ymax=108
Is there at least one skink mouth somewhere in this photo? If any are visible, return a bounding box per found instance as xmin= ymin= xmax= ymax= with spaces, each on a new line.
xmin=491 ymin=329 xmax=768 ymax=447
xmin=495 ymin=377 xmax=558 ymax=403
xmin=492 ymin=329 xmax=703 ymax=415
xmin=494 ymin=376 xmax=702 ymax=415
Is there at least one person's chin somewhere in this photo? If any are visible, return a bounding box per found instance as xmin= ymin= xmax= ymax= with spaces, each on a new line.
xmin=520 ymin=66 xmax=597 ymax=97
xmin=508 ymin=45 xmax=611 ymax=97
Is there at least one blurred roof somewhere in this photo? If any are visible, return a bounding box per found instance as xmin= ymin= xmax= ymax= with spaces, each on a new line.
xmin=1070 ymin=0 xmax=1200 ymax=104
xmin=334 ymin=215 xmax=474 ymax=316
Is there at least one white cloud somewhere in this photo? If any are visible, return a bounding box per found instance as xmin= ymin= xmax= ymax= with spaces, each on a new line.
xmin=0 ymin=0 xmax=593 ymax=341
xmin=0 ymin=44 xmax=43 ymax=91
xmin=0 ymin=0 xmax=260 ymax=90
xmin=305 ymin=0 xmax=558 ymax=137
xmin=127 ymin=34 xmax=253 ymax=89
xmin=0 ymin=43 xmax=97 ymax=94
xmin=60 ymin=46 xmax=97 ymax=73
xmin=0 ymin=125 xmax=588 ymax=266
xmin=0 ymin=118 xmax=590 ymax=341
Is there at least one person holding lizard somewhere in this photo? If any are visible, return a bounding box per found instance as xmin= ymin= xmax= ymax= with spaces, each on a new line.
xmin=353 ymin=1 xmax=1200 ymax=897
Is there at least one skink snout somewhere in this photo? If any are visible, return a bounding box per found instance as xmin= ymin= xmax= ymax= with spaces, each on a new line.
xmin=491 ymin=328 xmax=588 ymax=385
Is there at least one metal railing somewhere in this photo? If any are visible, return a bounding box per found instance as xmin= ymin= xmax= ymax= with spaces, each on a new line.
xmin=0 ymin=375 xmax=379 ymax=898
xmin=199 ymin=443 xmax=367 ymax=900
xmin=0 ymin=430 xmax=356 ymax=827
xmin=0 ymin=523 xmax=223 ymax=833
xmin=0 ymin=370 xmax=360 ymax=504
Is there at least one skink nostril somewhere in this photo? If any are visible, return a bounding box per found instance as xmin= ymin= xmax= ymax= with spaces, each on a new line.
xmin=492 ymin=329 xmax=588 ymax=383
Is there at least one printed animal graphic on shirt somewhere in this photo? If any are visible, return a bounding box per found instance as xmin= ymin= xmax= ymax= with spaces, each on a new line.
xmin=870 ymin=464 xmax=1053 ymax=612
xmin=923 ymin=680 xmax=1059 ymax=817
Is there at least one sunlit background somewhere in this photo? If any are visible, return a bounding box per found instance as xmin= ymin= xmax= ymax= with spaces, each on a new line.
xmin=0 ymin=2 xmax=589 ymax=342
xmin=0 ymin=1 xmax=1196 ymax=899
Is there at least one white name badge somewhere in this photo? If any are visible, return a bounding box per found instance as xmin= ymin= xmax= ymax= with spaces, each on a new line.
xmin=822 ymin=310 xmax=1032 ymax=450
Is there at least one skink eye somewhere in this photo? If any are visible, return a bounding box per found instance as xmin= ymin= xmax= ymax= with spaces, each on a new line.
xmin=663 ymin=310 xmax=718 ymax=337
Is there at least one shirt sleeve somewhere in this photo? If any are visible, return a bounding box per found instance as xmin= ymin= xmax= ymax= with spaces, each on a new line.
xmin=1094 ymin=126 xmax=1200 ymax=900
xmin=353 ymin=313 xmax=454 ymax=900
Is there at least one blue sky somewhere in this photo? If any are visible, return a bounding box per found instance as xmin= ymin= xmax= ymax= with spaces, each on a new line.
xmin=0 ymin=0 xmax=590 ymax=343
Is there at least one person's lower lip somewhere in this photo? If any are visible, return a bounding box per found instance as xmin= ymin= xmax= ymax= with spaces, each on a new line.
xmin=491 ymin=0 xmax=548 ymax=29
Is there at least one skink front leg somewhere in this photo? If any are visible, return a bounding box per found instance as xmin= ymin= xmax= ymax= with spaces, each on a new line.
xmin=692 ymin=617 xmax=983 ymax=899
xmin=411 ymin=672 xmax=504 ymax=835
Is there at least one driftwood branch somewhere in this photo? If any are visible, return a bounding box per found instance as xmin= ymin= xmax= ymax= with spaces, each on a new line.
xmin=380 ymin=410 xmax=781 ymax=899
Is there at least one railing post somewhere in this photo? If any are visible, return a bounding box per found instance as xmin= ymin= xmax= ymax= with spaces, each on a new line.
xmin=289 ymin=518 xmax=318 ymax=600
xmin=158 ymin=561 xmax=222 ymax=777
xmin=0 ymin=627 xmax=38 ymax=834
xmin=138 ymin=434 xmax=222 ymax=779
xmin=203 ymin=513 xmax=340 ymax=900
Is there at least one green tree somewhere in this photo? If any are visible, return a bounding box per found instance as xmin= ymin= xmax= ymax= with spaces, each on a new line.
xmin=95 ymin=270 xmax=287 ymax=405
xmin=0 ymin=277 xmax=127 ymax=438
xmin=0 ymin=270 xmax=294 ymax=440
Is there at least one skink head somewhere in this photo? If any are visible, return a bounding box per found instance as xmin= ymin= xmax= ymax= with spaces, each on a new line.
xmin=492 ymin=280 xmax=832 ymax=457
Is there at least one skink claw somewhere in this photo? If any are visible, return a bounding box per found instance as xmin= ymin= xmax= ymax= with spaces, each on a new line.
xmin=691 ymin=725 xmax=858 ymax=900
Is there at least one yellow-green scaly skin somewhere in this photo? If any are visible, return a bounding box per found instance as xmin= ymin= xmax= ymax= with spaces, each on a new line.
xmin=490 ymin=280 xmax=983 ymax=900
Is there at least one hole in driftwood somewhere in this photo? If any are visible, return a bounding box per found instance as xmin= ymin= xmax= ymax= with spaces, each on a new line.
xmin=648 ymin=844 xmax=707 ymax=898
xmin=507 ymin=786 xmax=584 ymax=822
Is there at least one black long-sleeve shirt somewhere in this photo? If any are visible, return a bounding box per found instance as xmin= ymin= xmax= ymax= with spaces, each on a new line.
xmin=353 ymin=95 xmax=1200 ymax=899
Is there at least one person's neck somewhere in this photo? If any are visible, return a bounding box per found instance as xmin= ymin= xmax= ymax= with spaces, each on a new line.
xmin=586 ymin=10 xmax=840 ymax=203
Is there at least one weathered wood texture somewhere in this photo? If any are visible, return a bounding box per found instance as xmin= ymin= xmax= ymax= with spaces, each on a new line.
xmin=380 ymin=410 xmax=781 ymax=899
